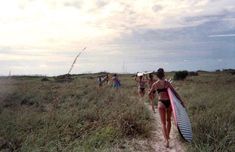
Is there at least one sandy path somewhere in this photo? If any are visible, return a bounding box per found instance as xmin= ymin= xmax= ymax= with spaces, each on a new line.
xmin=147 ymin=104 xmax=185 ymax=152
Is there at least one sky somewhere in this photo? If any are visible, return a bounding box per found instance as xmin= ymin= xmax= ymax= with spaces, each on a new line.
xmin=0 ymin=0 xmax=235 ymax=76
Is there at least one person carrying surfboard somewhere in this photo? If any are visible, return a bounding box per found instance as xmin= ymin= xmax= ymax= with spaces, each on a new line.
xmin=147 ymin=73 xmax=157 ymax=113
xmin=148 ymin=68 xmax=184 ymax=148
xmin=135 ymin=73 xmax=148 ymax=97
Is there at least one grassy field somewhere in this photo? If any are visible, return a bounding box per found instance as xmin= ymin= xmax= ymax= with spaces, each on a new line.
xmin=179 ymin=72 xmax=235 ymax=152
xmin=0 ymin=75 xmax=153 ymax=151
xmin=0 ymin=72 xmax=234 ymax=151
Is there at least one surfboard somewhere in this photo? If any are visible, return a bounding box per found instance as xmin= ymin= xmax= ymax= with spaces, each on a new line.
xmin=167 ymin=88 xmax=193 ymax=142
xmin=137 ymin=71 xmax=153 ymax=76
xmin=137 ymin=72 xmax=144 ymax=76
xmin=143 ymin=71 xmax=153 ymax=75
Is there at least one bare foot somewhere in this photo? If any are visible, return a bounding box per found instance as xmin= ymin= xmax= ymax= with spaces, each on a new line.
xmin=165 ymin=140 xmax=169 ymax=148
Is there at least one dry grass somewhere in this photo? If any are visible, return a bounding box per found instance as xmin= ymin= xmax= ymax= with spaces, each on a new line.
xmin=174 ymin=72 xmax=235 ymax=152
xmin=0 ymin=72 xmax=234 ymax=151
xmin=0 ymin=75 xmax=153 ymax=151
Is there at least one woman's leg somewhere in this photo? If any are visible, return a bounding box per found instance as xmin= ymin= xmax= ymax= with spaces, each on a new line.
xmin=166 ymin=106 xmax=172 ymax=140
xmin=138 ymin=89 xmax=142 ymax=97
xmin=149 ymin=93 xmax=155 ymax=112
xmin=158 ymin=102 xmax=168 ymax=143
xmin=142 ymin=89 xmax=145 ymax=97
xmin=138 ymin=89 xmax=145 ymax=98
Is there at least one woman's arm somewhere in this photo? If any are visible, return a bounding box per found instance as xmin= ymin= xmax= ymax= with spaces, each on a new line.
xmin=145 ymin=74 xmax=149 ymax=80
xmin=168 ymin=82 xmax=185 ymax=107
xmin=148 ymin=83 xmax=156 ymax=95
xmin=134 ymin=76 xmax=139 ymax=82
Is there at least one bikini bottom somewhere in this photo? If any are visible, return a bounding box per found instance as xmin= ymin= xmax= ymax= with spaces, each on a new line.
xmin=159 ymin=99 xmax=171 ymax=108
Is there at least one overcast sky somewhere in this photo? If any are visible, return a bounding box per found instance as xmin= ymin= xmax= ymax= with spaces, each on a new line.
xmin=0 ymin=0 xmax=235 ymax=75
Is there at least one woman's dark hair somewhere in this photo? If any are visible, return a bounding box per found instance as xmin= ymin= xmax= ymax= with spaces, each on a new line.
xmin=157 ymin=68 xmax=165 ymax=79
xmin=149 ymin=73 xmax=153 ymax=79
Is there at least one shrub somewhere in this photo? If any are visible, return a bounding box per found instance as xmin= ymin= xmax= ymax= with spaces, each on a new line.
xmin=222 ymin=69 xmax=235 ymax=75
xmin=173 ymin=71 xmax=189 ymax=80
xmin=41 ymin=77 xmax=50 ymax=81
xmin=188 ymin=72 xmax=199 ymax=76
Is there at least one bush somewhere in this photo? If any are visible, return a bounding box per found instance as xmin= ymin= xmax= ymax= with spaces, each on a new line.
xmin=173 ymin=71 xmax=189 ymax=80
xmin=188 ymin=72 xmax=199 ymax=76
xmin=41 ymin=77 xmax=50 ymax=81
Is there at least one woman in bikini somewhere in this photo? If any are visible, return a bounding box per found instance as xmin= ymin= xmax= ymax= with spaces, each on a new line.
xmin=135 ymin=74 xmax=148 ymax=97
xmin=148 ymin=68 xmax=184 ymax=148
xmin=147 ymin=73 xmax=157 ymax=113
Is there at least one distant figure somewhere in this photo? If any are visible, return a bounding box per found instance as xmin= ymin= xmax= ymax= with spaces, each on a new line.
xmin=148 ymin=68 xmax=184 ymax=148
xmin=97 ymin=76 xmax=103 ymax=88
xmin=97 ymin=74 xmax=110 ymax=88
xmin=147 ymin=73 xmax=157 ymax=113
xmin=112 ymin=74 xmax=121 ymax=89
xmin=135 ymin=73 xmax=148 ymax=97
xmin=104 ymin=74 xmax=110 ymax=84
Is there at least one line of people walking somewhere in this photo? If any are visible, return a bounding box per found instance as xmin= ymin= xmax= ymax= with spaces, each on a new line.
xmin=97 ymin=73 xmax=121 ymax=89
xmin=97 ymin=68 xmax=183 ymax=148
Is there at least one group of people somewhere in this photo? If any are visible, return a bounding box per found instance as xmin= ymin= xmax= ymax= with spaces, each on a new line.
xmin=97 ymin=73 xmax=121 ymax=89
xmin=97 ymin=68 xmax=183 ymax=148
xmin=136 ymin=68 xmax=185 ymax=147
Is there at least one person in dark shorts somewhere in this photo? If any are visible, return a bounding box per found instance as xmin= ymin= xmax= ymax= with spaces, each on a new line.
xmin=135 ymin=73 xmax=147 ymax=97
xmin=148 ymin=68 xmax=184 ymax=148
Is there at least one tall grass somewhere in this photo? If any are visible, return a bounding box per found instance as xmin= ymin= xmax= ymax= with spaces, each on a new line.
xmin=176 ymin=73 xmax=235 ymax=151
xmin=0 ymin=76 xmax=153 ymax=151
xmin=0 ymin=72 xmax=234 ymax=151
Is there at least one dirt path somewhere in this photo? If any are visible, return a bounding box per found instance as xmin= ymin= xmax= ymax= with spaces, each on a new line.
xmin=147 ymin=104 xmax=185 ymax=152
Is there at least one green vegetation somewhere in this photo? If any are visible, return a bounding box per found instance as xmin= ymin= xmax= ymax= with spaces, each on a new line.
xmin=188 ymin=72 xmax=199 ymax=76
xmin=174 ymin=71 xmax=189 ymax=80
xmin=176 ymin=72 xmax=235 ymax=151
xmin=0 ymin=72 xmax=234 ymax=151
xmin=0 ymin=76 xmax=152 ymax=151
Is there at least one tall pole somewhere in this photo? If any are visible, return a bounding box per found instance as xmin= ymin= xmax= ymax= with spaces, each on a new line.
xmin=67 ymin=47 xmax=86 ymax=75
xmin=8 ymin=70 xmax=11 ymax=79
xmin=123 ymin=60 xmax=125 ymax=74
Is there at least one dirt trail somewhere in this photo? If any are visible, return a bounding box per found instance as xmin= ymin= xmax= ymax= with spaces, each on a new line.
xmin=147 ymin=104 xmax=185 ymax=152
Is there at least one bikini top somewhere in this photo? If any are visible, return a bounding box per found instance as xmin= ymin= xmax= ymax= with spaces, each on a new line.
xmin=157 ymin=88 xmax=168 ymax=93
xmin=156 ymin=80 xmax=168 ymax=93
xmin=139 ymin=80 xmax=146 ymax=88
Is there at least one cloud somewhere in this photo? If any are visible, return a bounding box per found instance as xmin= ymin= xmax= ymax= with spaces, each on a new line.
xmin=152 ymin=5 xmax=162 ymax=12
xmin=1 ymin=0 xmax=234 ymax=50
xmin=64 ymin=1 xmax=83 ymax=9
xmin=208 ymin=34 xmax=235 ymax=37
xmin=0 ymin=0 xmax=235 ymax=74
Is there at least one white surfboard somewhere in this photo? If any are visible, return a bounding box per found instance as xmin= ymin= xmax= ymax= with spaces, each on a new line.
xmin=137 ymin=72 xmax=144 ymax=76
xmin=137 ymin=71 xmax=153 ymax=76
